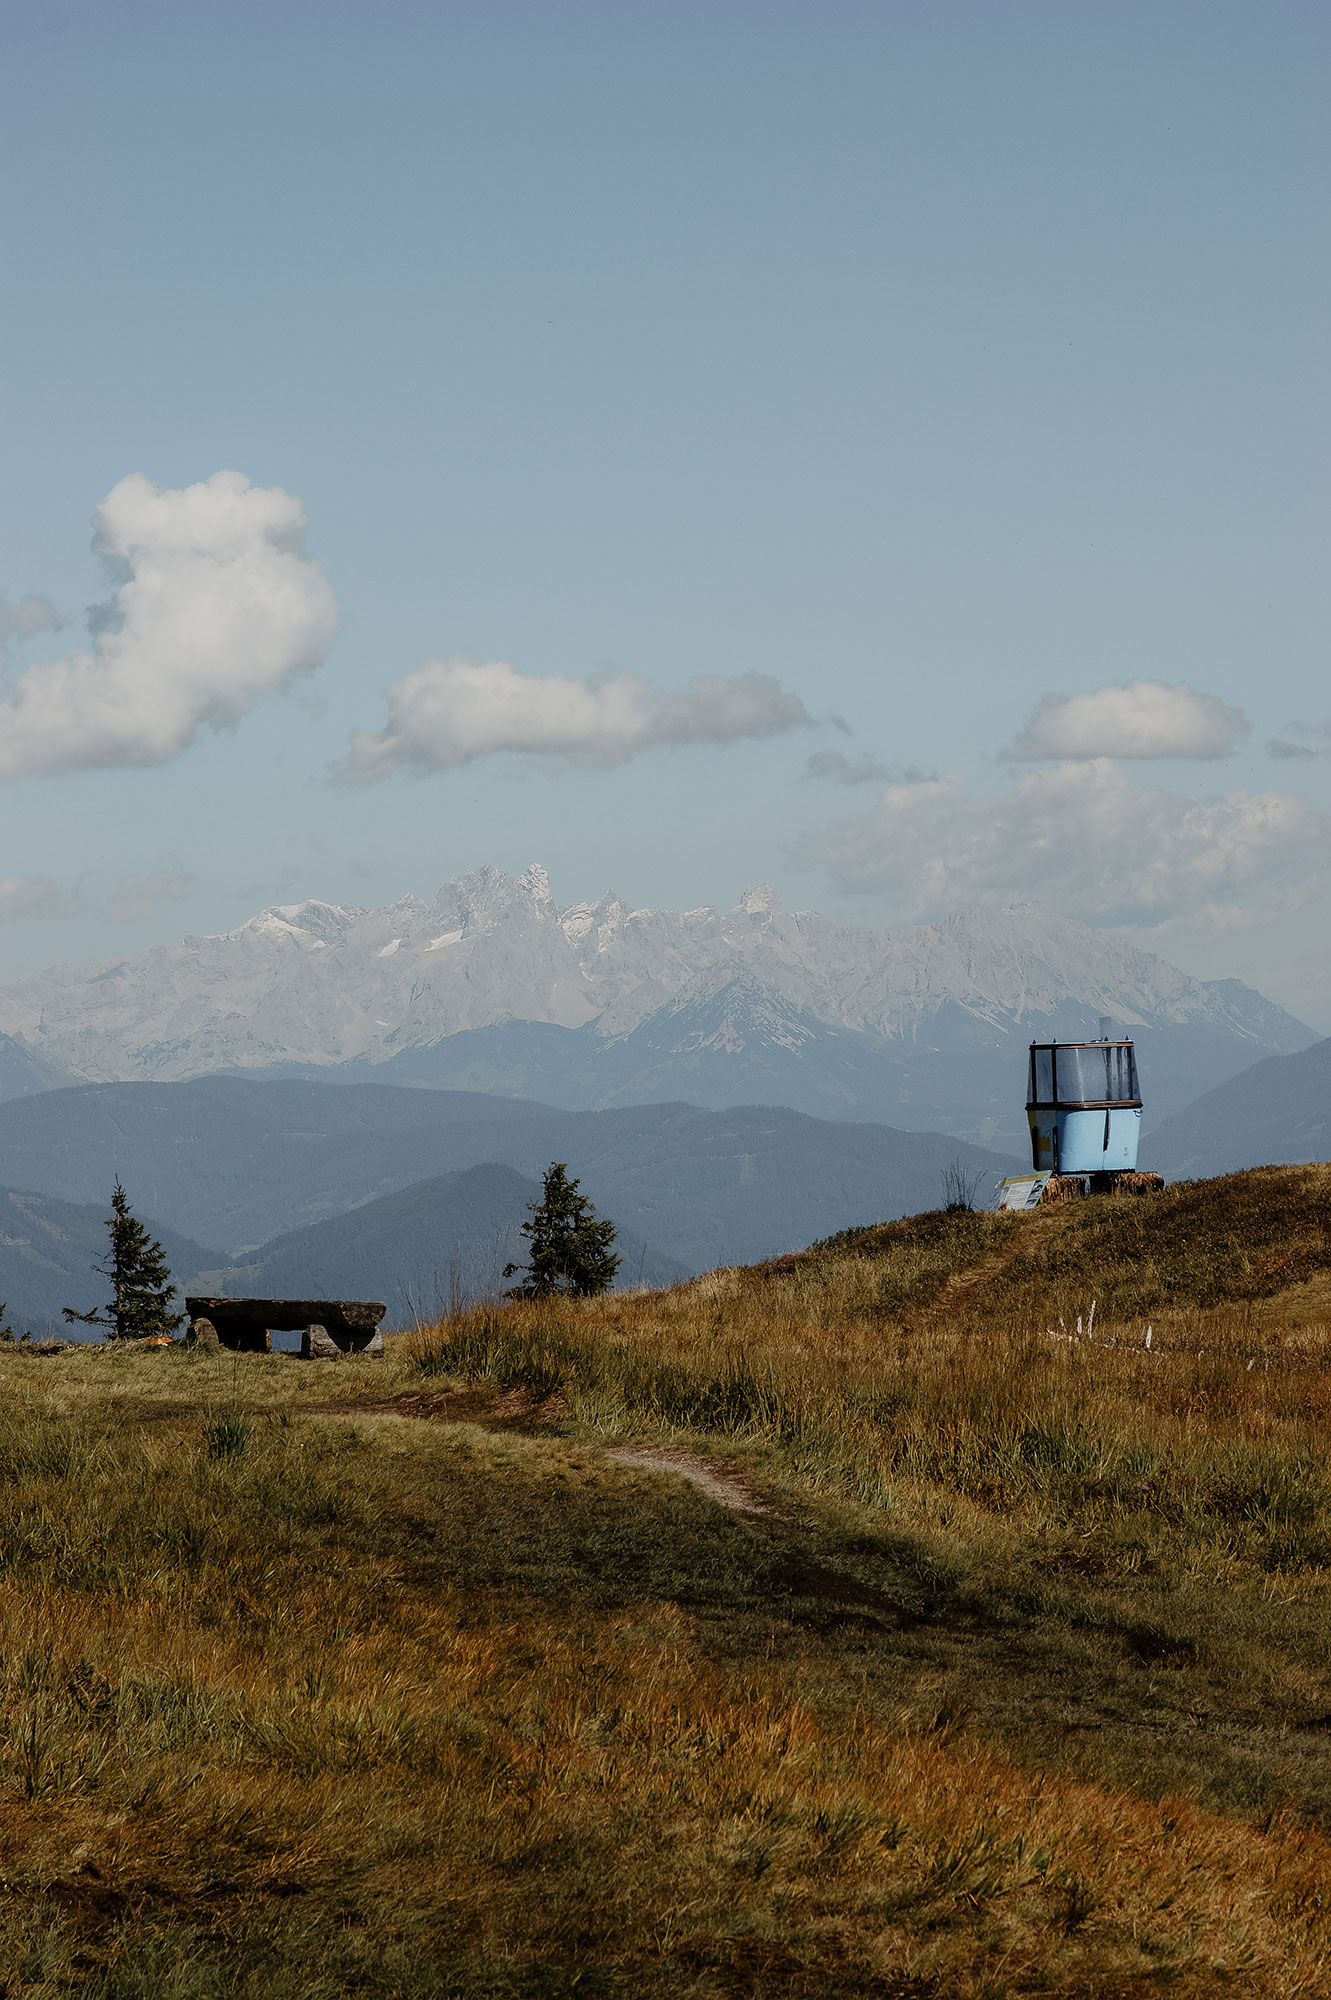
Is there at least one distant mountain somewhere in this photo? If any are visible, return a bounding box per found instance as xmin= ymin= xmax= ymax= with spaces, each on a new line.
xmin=354 ymin=975 xmax=939 ymax=1123
xmin=0 ymin=1079 xmax=548 ymax=1253
xmin=1148 ymin=1038 xmax=1331 ymax=1181
xmin=0 ymin=1187 xmax=212 ymax=1340
xmin=0 ymin=1077 xmax=1021 ymax=1272
xmin=352 ymin=982 xmax=1284 ymax=1151
xmin=0 ymin=867 xmax=1310 ymax=1142
xmin=189 ymin=1162 xmax=689 ymax=1326
xmin=0 ymin=1032 xmax=78 ymax=1106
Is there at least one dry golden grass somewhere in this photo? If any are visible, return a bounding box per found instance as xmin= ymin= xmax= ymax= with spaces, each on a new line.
xmin=1 ymin=1164 xmax=1330 ymax=1994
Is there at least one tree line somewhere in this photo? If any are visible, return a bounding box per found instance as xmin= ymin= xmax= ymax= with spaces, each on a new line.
xmin=44 ymin=1162 xmax=620 ymax=1342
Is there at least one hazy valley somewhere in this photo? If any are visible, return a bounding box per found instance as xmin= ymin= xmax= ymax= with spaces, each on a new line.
xmin=0 ymin=1079 xmax=1016 ymax=1335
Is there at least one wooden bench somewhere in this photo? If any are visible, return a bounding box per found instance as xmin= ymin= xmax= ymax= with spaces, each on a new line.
xmin=185 ymin=1297 xmax=387 ymax=1357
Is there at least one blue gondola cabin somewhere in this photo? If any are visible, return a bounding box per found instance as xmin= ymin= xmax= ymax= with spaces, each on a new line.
xmin=1027 ymin=1038 xmax=1142 ymax=1177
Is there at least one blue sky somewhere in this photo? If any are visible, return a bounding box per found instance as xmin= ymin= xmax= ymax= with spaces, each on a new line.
xmin=1 ymin=1 xmax=1328 ymax=1021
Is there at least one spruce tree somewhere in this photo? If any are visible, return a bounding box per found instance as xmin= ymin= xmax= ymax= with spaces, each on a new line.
xmin=63 ymin=1180 xmax=184 ymax=1339
xmin=504 ymin=1162 xmax=621 ymax=1299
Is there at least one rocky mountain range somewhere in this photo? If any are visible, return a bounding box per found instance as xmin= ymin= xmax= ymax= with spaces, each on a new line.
xmin=0 ymin=866 xmax=1313 ymax=1144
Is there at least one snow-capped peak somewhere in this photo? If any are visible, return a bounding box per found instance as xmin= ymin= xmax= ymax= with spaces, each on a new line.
xmin=0 ymin=866 xmax=1310 ymax=1085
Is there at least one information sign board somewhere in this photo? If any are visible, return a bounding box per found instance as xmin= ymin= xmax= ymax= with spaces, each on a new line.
xmin=994 ymin=1172 xmax=1051 ymax=1212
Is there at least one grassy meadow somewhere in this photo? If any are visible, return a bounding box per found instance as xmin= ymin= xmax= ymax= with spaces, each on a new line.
xmin=1 ymin=1164 xmax=1330 ymax=1995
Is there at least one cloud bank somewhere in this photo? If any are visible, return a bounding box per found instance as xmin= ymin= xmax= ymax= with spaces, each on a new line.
xmin=0 ymin=472 xmax=337 ymax=779
xmin=1005 ymin=680 xmax=1249 ymax=761
xmin=798 ymin=759 xmax=1328 ymax=931
xmin=343 ymin=659 xmax=811 ymax=781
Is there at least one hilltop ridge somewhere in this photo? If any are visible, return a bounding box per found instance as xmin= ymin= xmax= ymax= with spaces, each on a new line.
xmin=790 ymin=1160 xmax=1331 ymax=1329
xmin=4 ymin=1158 xmax=1331 ymax=1990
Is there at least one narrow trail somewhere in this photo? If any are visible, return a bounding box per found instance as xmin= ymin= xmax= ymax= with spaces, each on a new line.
xmin=603 ymin=1446 xmax=770 ymax=1515
xmin=935 ymin=1221 xmax=1048 ymax=1309
xmin=304 ymin=1384 xmax=918 ymax=1627
xmin=308 ymin=1387 xmax=773 ymax=1515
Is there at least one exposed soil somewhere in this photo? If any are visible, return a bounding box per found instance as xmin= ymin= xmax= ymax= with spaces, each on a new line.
xmin=603 ymin=1445 xmax=770 ymax=1515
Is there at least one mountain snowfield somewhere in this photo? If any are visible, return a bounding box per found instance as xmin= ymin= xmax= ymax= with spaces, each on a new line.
xmin=0 ymin=866 xmax=1310 ymax=1112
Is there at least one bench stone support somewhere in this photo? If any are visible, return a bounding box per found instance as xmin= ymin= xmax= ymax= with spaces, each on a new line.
xmin=186 ymin=1297 xmax=387 ymax=1357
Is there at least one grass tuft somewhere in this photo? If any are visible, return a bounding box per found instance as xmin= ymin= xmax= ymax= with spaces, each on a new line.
xmin=202 ymin=1406 xmax=252 ymax=1462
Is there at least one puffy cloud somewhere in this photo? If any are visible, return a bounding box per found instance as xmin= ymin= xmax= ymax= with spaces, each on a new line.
xmin=0 ymin=876 xmax=79 ymax=922
xmin=1005 ymin=680 xmax=1249 ymax=761
xmin=798 ymin=759 xmax=1329 ymax=931
xmin=0 ymin=472 xmax=337 ymax=779
xmin=108 ymin=871 xmax=199 ymax=923
xmin=343 ymin=658 xmax=812 ymax=781
xmin=0 ymin=593 xmax=65 ymax=657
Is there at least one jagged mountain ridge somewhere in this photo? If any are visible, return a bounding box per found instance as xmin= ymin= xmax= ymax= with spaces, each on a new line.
xmin=0 ymin=866 xmax=1310 ymax=1097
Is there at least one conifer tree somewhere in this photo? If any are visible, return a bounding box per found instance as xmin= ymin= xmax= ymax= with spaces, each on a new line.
xmin=63 ymin=1180 xmax=184 ymax=1339
xmin=504 ymin=1162 xmax=621 ymax=1299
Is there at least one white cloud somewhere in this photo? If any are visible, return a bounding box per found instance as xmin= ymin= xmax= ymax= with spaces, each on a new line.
xmin=0 ymin=876 xmax=79 ymax=922
xmin=0 ymin=471 xmax=338 ymax=780
xmin=0 ymin=593 xmax=65 ymax=656
xmin=108 ymin=871 xmax=199 ymax=923
xmin=343 ymin=658 xmax=811 ymax=781
xmin=798 ymin=759 xmax=1329 ymax=931
xmin=1005 ymin=680 xmax=1249 ymax=761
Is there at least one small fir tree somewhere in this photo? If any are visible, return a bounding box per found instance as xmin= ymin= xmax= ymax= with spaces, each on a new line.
xmin=63 ymin=1179 xmax=184 ymax=1339
xmin=505 ymin=1162 xmax=621 ymax=1300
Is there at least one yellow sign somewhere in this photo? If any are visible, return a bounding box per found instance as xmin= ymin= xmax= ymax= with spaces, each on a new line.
xmin=994 ymin=1173 xmax=1050 ymax=1212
